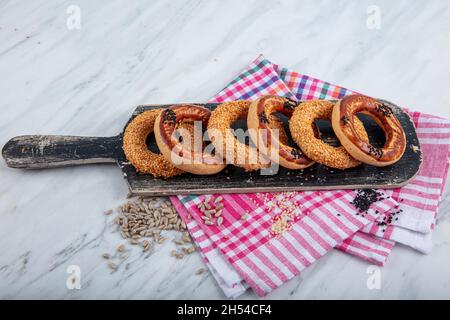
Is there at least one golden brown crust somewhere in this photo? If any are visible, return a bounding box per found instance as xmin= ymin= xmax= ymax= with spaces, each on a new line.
xmin=289 ymin=100 xmax=368 ymax=169
xmin=154 ymin=105 xmax=226 ymax=175
xmin=207 ymin=100 xmax=272 ymax=171
xmin=332 ymin=95 xmax=406 ymax=167
xmin=122 ymin=109 xmax=184 ymax=178
xmin=247 ymin=95 xmax=315 ymax=170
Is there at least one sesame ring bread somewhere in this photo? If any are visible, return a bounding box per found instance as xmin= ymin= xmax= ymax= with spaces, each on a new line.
xmin=122 ymin=109 xmax=184 ymax=178
xmin=289 ymin=100 xmax=369 ymax=169
xmin=332 ymin=95 xmax=406 ymax=166
xmin=154 ymin=105 xmax=226 ymax=175
xmin=247 ymin=95 xmax=315 ymax=170
xmin=207 ymin=100 xmax=289 ymax=171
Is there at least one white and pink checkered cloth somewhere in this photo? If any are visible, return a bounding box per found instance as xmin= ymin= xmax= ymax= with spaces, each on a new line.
xmin=170 ymin=55 xmax=450 ymax=297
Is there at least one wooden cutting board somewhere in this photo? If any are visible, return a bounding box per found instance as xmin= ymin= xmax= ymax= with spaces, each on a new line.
xmin=1 ymin=99 xmax=422 ymax=196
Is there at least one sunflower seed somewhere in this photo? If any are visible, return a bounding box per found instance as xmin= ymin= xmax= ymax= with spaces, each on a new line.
xmin=214 ymin=196 xmax=223 ymax=204
xmin=104 ymin=209 xmax=113 ymax=215
xmin=117 ymin=244 xmax=125 ymax=252
xmin=215 ymin=203 xmax=224 ymax=210
xmin=241 ymin=212 xmax=249 ymax=220
xmin=182 ymin=246 xmax=196 ymax=254
xmin=182 ymin=233 xmax=191 ymax=243
xmin=195 ymin=268 xmax=206 ymax=275
xmin=102 ymin=253 xmax=111 ymax=259
xmin=108 ymin=262 xmax=117 ymax=270
xmin=176 ymin=253 xmax=184 ymax=259
xmin=217 ymin=217 xmax=223 ymax=226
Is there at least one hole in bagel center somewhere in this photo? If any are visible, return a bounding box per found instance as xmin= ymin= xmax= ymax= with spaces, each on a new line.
xmin=145 ymin=122 xmax=213 ymax=155
xmin=145 ymin=133 xmax=161 ymax=153
xmin=272 ymin=112 xmax=303 ymax=148
xmin=231 ymin=118 xmax=253 ymax=146
xmin=314 ymin=119 xmax=341 ymax=147
xmin=356 ymin=114 xmax=386 ymax=148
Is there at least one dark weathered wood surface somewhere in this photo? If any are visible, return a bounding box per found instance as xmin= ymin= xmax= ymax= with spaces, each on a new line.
xmin=2 ymin=99 xmax=422 ymax=195
xmin=120 ymin=100 xmax=422 ymax=195
xmin=2 ymin=135 xmax=121 ymax=169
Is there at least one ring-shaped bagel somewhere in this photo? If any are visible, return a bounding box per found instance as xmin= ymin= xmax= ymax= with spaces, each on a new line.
xmin=154 ymin=105 xmax=226 ymax=175
xmin=123 ymin=109 xmax=184 ymax=178
xmin=289 ymin=100 xmax=369 ymax=169
xmin=331 ymin=95 xmax=406 ymax=166
xmin=207 ymin=100 xmax=289 ymax=171
xmin=247 ymin=95 xmax=315 ymax=170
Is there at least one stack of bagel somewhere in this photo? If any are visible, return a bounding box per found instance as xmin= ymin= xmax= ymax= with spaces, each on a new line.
xmin=123 ymin=94 xmax=407 ymax=178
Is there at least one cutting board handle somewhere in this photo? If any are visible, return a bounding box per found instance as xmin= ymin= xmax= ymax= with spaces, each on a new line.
xmin=2 ymin=135 xmax=122 ymax=169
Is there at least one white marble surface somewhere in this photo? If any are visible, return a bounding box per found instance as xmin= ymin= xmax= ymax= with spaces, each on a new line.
xmin=0 ymin=0 xmax=450 ymax=299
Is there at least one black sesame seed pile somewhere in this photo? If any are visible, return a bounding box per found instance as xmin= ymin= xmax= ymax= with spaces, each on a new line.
xmin=349 ymin=189 xmax=385 ymax=216
xmin=377 ymin=206 xmax=404 ymax=232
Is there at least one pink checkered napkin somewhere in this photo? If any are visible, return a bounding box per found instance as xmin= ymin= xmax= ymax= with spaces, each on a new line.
xmin=171 ymin=55 xmax=449 ymax=296
xmin=169 ymin=56 xmax=396 ymax=296
xmin=174 ymin=191 xmax=395 ymax=297
xmin=210 ymin=55 xmax=396 ymax=262
xmin=172 ymin=195 xmax=394 ymax=298
xmin=273 ymin=59 xmax=450 ymax=253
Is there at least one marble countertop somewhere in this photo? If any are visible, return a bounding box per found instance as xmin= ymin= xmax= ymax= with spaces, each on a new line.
xmin=1 ymin=0 xmax=449 ymax=299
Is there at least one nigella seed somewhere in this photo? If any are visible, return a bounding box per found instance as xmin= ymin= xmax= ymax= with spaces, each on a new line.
xmin=350 ymin=189 xmax=384 ymax=214
xmin=258 ymin=112 xmax=269 ymax=124
xmin=290 ymin=148 xmax=304 ymax=159
xmin=283 ymin=98 xmax=298 ymax=111
xmin=376 ymin=103 xmax=393 ymax=117
xmin=162 ymin=109 xmax=177 ymax=124
xmin=368 ymin=145 xmax=383 ymax=159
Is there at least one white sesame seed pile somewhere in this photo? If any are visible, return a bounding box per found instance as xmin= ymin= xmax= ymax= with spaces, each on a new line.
xmin=259 ymin=192 xmax=304 ymax=238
